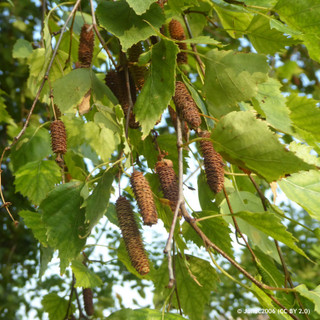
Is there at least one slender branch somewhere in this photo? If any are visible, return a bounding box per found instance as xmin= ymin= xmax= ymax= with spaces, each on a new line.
xmin=268 ymin=295 xmax=300 ymax=320
xmin=164 ymin=117 xmax=184 ymax=288
xmin=89 ymin=0 xmax=117 ymax=68
xmin=172 ymin=241 xmax=183 ymax=316
xmin=198 ymin=113 xmax=219 ymax=122
xmin=65 ymin=273 xmax=76 ymax=319
xmin=74 ymin=287 xmax=88 ymax=320
xmin=223 ymin=186 xmax=258 ymax=262
xmin=182 ymin=14 xmax=205 ymax=77
xmin=180 ymin=204 xmax=295 ymax=293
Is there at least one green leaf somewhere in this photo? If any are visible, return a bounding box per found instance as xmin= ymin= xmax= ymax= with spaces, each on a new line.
xmin=212 ymin=111 xmax=312 ymax=182
xmin=181 ymin=36 xmax=221 ymax=45
xmin=14 ymin=160 xmax=61 ymax=205
xmin=220 ymin=191 xmax=279 ymax=261
xmin=71 ymin=260 xmax=103 ymax=288
xmin=289 ymin=142 xmax=320 ymax=167
xmin=84 ymin=121 xmax=121 ymax=163
xmin=42 ymin=293 xmax=74 ymax=320
xmin=40 ymin=181 xmax=86 ymax=273
xmin=236 ymin=211 xmax=309 ymax=259
xmin=135 ymin=39 xmax=178 ymax=138
xmin=126 ymin=0 xmax=155 ymax=15
xmin=276 ymin=60 xmax=302 ymax=79
xmin=246 ymin=15 xmax=297 ymax=55
xmin=96 ymin=1 xmax=164 ymax=52
xmin=279 ymin=170 xmax=320 ymax=222
xmin=296 ymin=284 xmax=320 ymax=315
xmin=12 ymin=38 xmax=33 ymax=59
xmin=251 ymin=285 xmax=291 ymax=320
xmin=286 ymin=94 xmax=320 ymax=142
xmin=252 ymin=77 xmax=292 ymax=134
xmin=53 ymin=69 xmax=91 ymax=113
xmin=197 ymin=171 xmax=219 ymax=211
xmin=19 ymin=210 xmax=48 ymax=245
xmin=275 ymin=0 xmax=320 ymax=63
xmin=40 ymin=245 xmax=54 ymax=278
xmin=182 ymin=210 xmax=234 ymax=258
xmin=11 ymin=123 xmax=51 ymax=170
xmin=213 ymin=3 xmax=252 ymax=38
xmin=203 ymin=50 xmax=268 ymax=118
xmin=107 ymin=308 xmax=188 ymax=319
xmin=154 ymin=255 xmax=218 ymax=320
xmin=105 ymin=203 xmax=119 ymax=226
xmin=85 ymin=170 xmax=114 ymax=231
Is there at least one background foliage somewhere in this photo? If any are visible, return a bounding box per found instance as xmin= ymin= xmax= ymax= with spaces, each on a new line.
xmin=1 ymin=0 xmax=320 ymax=319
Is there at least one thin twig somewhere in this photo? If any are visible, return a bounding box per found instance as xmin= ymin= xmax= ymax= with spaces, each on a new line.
xmin=223 ymin=186 xmax=258 ymax=262
xmin=65 ymin=273 xmax=76 ymax=319
xmin=89 ymin=0 xmax=117 ymax=68
xmin=172 ymin=241 xmax=183 ymax=316
xmin=248 ymin=173 xmax=310 ymax=320
xmin=163 ymin=117 xmax=184 ymax=288
xmin=268 ymin=295 xmax=300 ymax=320
xmin=182 ymin=14 xmax=205 ymax=77
xmin=180 ymin=204 xmax=295 ymax=293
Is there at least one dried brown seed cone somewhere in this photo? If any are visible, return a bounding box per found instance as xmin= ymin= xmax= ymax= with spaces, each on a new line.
xmin=105 ymin=70 xmax=139 ymax=129
xmin=198 ymin=130 xmax=225 ymax=193
xmin=169 ymin=19 xmax=188 ymax=64
xmin=116 ymin=196 xmax=150 ymax=275
xmin=50 ymin=120 xmax=67 ymax=154
xmin=155 ymin=159 xmax=179 ymax=213
xmin=168 ymin=106 xmax=189 ymax=141
xmin=78 ymin=24 xmax=94 ymax=68
xmin=128 ymin=43 xmax=147 ymax=90
xmin=83 ymin=287 xmax=94 ymax=316
xmin=130 ymin=171 xmax=158 ymax=226
xmin=173 ymin=81 xmax=201 ymax=129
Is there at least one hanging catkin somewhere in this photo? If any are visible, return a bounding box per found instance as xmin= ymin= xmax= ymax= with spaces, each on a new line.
xmin=198 ymin=130 xmax=225 ymax=193
xmin=50 ymin=120 xmax=67 ymax=154
xmin=130 ymin=171 xmax=158 ymax=226
xmin=169 ymin=19 xmax=188 ymax=64
xmin=116 ymin=196 xmax=150 ymax=275
xmin=155 ymin=159 xmax=179 ymax=214
xmin=78 ymin=24 xmax=94 ymax=68
xmin=105 ymin=69 xmax=139 ymax=129
xmin=82 ymin=287 xmax=94 ymax=316
xmin=168 ymin=106 xmax=189 ymax=141
xmin=128 ymin=43 xmax=147 ymax=90
xmin=173 ymin=81 xmax=201 ymax=129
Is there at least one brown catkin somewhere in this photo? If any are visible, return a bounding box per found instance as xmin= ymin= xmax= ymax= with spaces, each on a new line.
xmin=128 ymin=43 xmax=147 ymax=90
xmin=168 ymin=106 xmax=189 ymax=141
xmin=116 ymin=196 xmax=150 ymax=275
xmin=78 ymin=24 xmax=94 ymax=68
xmin=83 ymin=287 xmax=94 ymax=316
xmin=155 ymin=159 xmax=179 ymax=213
xmin=50 ymin=120 xmax=67 ymax=154
xmin=198 ymin=130 xmax=225 ymax=193
xmin=130 ymin=171 xmax=158 ymax=226
xmin=169 ymin=19 xmax=188 ymax=64
xmin=173 ymin=81 xmax=201 ymax=129
xmin=105 ymin=69 xmax=139 ymax=129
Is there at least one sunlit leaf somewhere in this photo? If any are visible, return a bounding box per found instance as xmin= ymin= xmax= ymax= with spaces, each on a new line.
xmin=212 ymin=111 xmax=312 ymax=182
xmin=14 ymin=160 xmax=61 ymax=205
xmin=71 ymin=260 xmax=103 ymax=288
xmin=42 ymin=293 xmax=74 ymax=320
